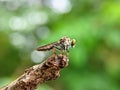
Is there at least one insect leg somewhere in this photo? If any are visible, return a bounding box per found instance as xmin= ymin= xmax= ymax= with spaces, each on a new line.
xmin=53 ymin=45 xmax=61 ymax=50
xmin=60 ymin=50 xmax=64 ymax=55
xmin=66 ymin=50 xmax=69 ymax=57
xmin=53 ymin=45 xmax=64 ymax=55
xmin=52 ymin=48 xmax=58 ymax=60
xmin=52 ymin=48 xmax=56 ymax=55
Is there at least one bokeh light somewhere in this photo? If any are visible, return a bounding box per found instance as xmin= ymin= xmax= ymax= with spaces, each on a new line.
xmin=0 ymin=0 xmax=120 ymax=90
xmin=31 ymin=50 xmax=46 ymax=63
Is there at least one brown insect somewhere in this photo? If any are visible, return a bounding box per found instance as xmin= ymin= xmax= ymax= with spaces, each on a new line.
xmin=36 ymin=36 xmax=76 ymax=56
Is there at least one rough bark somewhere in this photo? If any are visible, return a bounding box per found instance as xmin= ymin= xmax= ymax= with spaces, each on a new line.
xmin=0 ymin=54 xmax=69 ymax=90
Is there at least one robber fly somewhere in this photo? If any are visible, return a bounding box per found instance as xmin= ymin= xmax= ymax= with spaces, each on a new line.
xmin=36 ymin=36 xmax=76 ymax=56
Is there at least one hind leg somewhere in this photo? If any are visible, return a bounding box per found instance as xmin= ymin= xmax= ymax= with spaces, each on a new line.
xmin=52 ymin=48 xmax=56 ymax=55
xmin=52 ymin=48 xmax=58 ymax=60
xmin=66 ymin=50 xmax=69 ymax=57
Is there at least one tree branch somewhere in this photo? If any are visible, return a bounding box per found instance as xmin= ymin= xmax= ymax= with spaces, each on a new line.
xmin=0 ymin=54 xmax=69 ymax=90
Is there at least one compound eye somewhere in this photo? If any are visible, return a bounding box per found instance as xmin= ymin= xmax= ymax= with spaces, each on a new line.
xmin=71 ymin=39 xmax=76 ymax=47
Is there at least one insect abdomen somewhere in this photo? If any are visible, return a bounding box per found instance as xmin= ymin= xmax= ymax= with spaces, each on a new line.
xmin=36 ymin=44 xmax=54 ymax=51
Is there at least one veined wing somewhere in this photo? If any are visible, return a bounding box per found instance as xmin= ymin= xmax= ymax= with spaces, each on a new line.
xmin=36 ymin=41 xmax=59 ymax=51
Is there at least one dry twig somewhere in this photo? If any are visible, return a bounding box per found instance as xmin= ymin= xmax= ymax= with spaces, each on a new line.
xmin=0 ymin=54 xmax=69 ymax=90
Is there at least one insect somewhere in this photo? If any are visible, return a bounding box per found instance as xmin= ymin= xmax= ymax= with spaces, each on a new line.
xmin=36 ymin=36 xmax=76 ymax=56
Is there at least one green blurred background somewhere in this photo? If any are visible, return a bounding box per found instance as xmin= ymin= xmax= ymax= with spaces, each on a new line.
xmin=0 ymin=0 xmax=120 ymax=90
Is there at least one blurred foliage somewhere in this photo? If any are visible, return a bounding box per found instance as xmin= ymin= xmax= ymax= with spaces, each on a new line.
xmin=0 ymin=0 xmax=120 ymax=90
